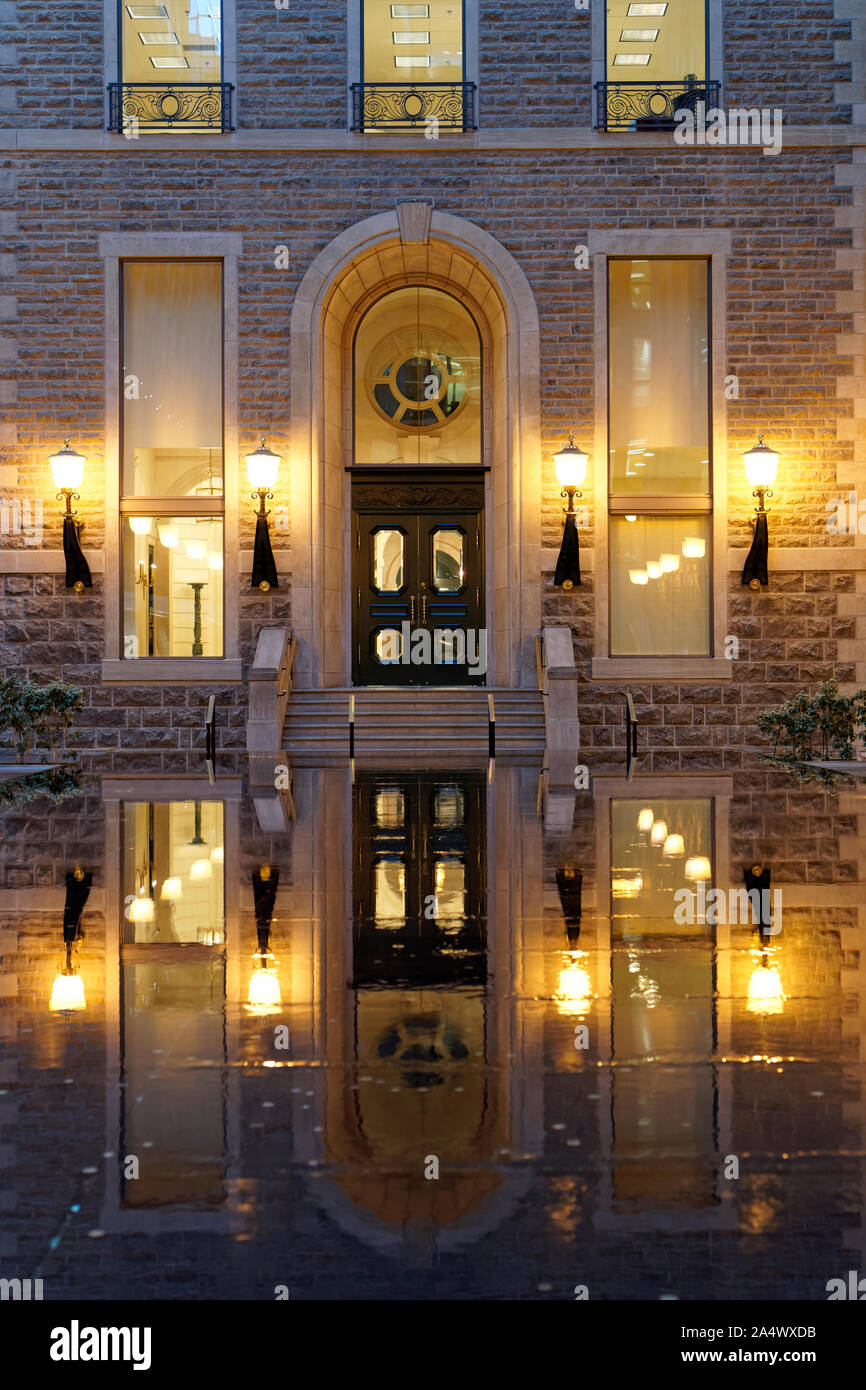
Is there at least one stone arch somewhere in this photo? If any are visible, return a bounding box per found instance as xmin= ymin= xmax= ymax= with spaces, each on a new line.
xmin=289 ymin=208 xmax=541 ymax=689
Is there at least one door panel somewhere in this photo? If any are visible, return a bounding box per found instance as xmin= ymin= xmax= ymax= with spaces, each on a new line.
xmin=353 ymin=473 xmax=485 ymax=686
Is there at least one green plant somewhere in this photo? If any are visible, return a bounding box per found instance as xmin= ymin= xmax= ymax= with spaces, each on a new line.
xmin=0 ymin=675 xmax=84 ymax=763
xmin=757 ymin=681 xmax=863 ymax=763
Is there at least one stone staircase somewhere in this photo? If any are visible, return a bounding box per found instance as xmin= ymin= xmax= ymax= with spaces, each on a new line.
xmin=283 ymin=687 xmax=546 ymax=762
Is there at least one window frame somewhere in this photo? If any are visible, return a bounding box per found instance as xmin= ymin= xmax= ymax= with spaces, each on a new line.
xmin=105 ymin=0 xmax=238 ymax=132
xmin=591 ymin=0 xmax=724 ymax=129
xmin=349 ymin=0 xmax=479 ymax=131
xmin=588 ymin=230 xmax=733 ymax=681
xmin=99 ymin=233 xmax=242 ymax=684
xmin=603 ymin=0 xmax=711 ymax=87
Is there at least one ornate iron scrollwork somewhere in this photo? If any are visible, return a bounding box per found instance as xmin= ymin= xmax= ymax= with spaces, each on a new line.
xmin=595 ymin=80 xmax=720 ymax=132
xmin=351 ymin=82 xmax=476 ymax=133
xmin=108 ymin=83 xmax=234 ymax=134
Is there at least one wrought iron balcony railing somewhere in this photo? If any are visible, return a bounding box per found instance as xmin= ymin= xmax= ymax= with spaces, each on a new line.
xmin=351 ymin=82 xmax=476 ymax=133
xmin=108 ymin=83 xmax=234 ymax=134
xmin=595 ymin=80 xmax=721 ymax=132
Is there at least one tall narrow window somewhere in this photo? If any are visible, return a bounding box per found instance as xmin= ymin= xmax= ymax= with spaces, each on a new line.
xmin=120 ymin=260 xmax=224 ymax=661
xmin=600 ymin=1 xmax=714 ymax=131
xmin=113 ymin=2 xmax=230 ymax=133
xmin=607 ymin=258 xmax=712 ymax=657
xmin=354 ymin=2 xmax=473 ymax=132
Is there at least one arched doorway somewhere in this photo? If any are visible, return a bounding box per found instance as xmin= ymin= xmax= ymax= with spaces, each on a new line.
xmin=289 ymin=207 xmax=541 ymax=691
xmin=352 ymin=285 xmax=485 ymax=686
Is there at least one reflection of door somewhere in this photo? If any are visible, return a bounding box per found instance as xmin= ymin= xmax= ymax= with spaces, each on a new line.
xmin=352 ymin=471 xmax=485 ymax=686
xmin=352 ymin=770 xmax=486 ymax=987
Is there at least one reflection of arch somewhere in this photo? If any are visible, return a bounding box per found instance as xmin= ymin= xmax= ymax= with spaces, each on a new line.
xmin=289 ymin=209 xmax=541 ymax=690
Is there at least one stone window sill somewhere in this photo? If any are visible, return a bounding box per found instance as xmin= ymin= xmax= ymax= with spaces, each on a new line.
xmin=101 ymin=658 xmax=243 ymax=684
xmin=591 ymin=657 xmax=733 ymax=682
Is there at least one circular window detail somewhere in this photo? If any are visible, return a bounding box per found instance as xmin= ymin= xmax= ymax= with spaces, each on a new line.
xmin=370 ymin=350 xmax=468 ymax=432
xmin=159 ymin=92 xmax=181 ymax=119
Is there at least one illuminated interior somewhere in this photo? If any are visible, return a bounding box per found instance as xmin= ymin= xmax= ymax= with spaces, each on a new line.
xmin=363 ymin=1 xmax=463 ymax=84
xmin=122 ymin=800 xmax=225 ymax=944
xmin=354 ymin=287 xmax=481 ymax=465
xmin=605 ymin=0 xmax=707 ymax=83
xmin=120 ymin=1 xmax=223 ymax=84
xmin=122 ymin=261 xmax=223 ymax=498
xmin=122 ymin=515 xmax=224 ymax=658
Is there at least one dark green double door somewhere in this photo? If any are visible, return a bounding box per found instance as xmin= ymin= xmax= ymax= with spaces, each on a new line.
xmin=352 ymin=472 xmax=485 ymax=686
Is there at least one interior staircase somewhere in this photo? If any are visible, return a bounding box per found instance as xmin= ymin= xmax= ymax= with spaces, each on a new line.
xmin=283 ymin=687 xmax=546 ymax=762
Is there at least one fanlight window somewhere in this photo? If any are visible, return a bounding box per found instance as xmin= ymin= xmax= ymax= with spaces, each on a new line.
xmin=355 ymin=286 xmax=481 ymax=466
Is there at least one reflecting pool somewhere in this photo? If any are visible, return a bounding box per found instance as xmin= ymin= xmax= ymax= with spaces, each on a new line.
xmin=1 ymin=758 xmax=865 ymax=1299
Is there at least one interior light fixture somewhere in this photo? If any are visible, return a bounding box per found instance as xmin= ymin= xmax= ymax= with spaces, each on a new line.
xmin=659 ymin=552 xmax=680 ymax=573
xmin=682 ymin=536 xmax=706 ymax=559
xmin=650 ymin=819 xmax=668 ymax=847
xmin=620 ymin=28 xmax=660 ymax=41
xmin=637 ymin=808 xmax=654 ymax=832
xmin=662 ymin=834 xmax=685 ymax=857
xmin=157 ymin=522 xmax=179 ymax=549
xmin=646 ymin=560 xmax=662 ymax=580
xmin=150 ymin=55 xmax=189 ymax=68
xmin=627 ymin=2 xmax=668 ymax=14
xmin=393 ymin=31 xmax=430 ymax=43
xmin=685 ymin=855 xmax=712 ymax=882
xmin=613 ymin=53 xmax=652 ymax=65
xmin=160 ymin=876 xmax=183 ymax=901
xmin=246 ymin=438 xmax=281 ymax=591
xmin=128 ymin=516 xmax=153 ymax=536
xmin=49 ymin=868 xmax=91 ymax=1013
xmin=126 ymin=4 xmax=169 ymax=17
xmin=185 ymin=539 xmax=207 ymax=561
xmin=138 ymin=31 xmax=179 ymax=44
xmin=395 ymin=54 xmax=431 ymax=66
xmin=629 ymin=569 xmax=649 ymax=585
xmin=391 ymin=4 xmax=430 ymax=16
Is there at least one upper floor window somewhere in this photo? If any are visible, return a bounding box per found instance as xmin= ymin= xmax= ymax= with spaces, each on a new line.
xmin=597 ymin=1 xmax=717 ymax=131
xmin=353 ymin=2 xmax=475 ymax=133
xmin=110 ymin=2 xmax=232 ymax=134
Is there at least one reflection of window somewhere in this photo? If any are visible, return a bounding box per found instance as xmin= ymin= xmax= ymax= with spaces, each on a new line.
xmin=608 ymin=258 xmax=711 ymax=656
xmin=610 ymin=797 xmax=712 ymax=939
xmin=374 ymin=856 xmax=406 ymax=925
xmin=432 ymin=528 xmax=464 ymax=592
xmin=373 ymin=528 xmax=405 ymax=592
xmin=121 ymin=261 xmax=224 ymax=659
xmin=122 ymin=800 xmax=225 ymax=944
xmin=375 ymin=787 xmax=405 ymax=827
xmin=355 ymin=287 xmax=481 ymax=466
xmin=434 ymin=785 xmax=464 ymax=826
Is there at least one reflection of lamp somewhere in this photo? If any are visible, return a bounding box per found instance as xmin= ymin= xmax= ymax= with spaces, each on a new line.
xmin=555 ymin=865 xmax=583 ymax=945
xmin=129 ymin=516 xmax=152 ymax=536
xmin=553 ymin=436 xmax=588 ymax=591
xmin=210 ymin=845 xmax=224 ymax=864
xmin=650 ymin=819 xmax=668 ymax=846
xmin=747 ymin=950 xmax=785 ymax=1015
xmin=160 ymin=876 xmax=182 ymax=901
xmin=50 ymin=867 xmax=91 ymax=1012
xmin=629 ymin=569 xmax=649 ymax=586
xmin=555 ymin=951 xmax=592 ymax=1016
xmin=157 ymin=522 xmax=179 ymax=549
xmin=246 ymin=438 xmax=281 ymax=592
xmin=247 ymin=865 xmax=282 ymax=1015
xmin=685 ymin=855 xmax=712 ymax=881
xmin=612 ymin=875 xmax=643 ymax=897
xmin=660 ymin=552 xmax=680 ymax=573
xmin=50 ymin=440 xmax=92 ymax=593
xmin=190 ymin=858 xmax=212 ymax=881
xmin=742 ymin=435 xmax=779 ymax=591
xmin=637 ymin=807 xmax=654 ymax=832
xmin=662 ymin=834 xmax=684 ymax=857
xmin=682 ymin=536 xmax=706 ymax=559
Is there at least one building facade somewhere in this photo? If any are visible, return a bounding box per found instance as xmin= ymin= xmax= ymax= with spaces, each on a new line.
xmin=0 ymin=0 xmax=863 ymax=769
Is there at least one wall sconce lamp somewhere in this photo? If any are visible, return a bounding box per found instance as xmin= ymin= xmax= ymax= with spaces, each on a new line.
xmin=245 ymin=438 xmax=281 ymax=592
xmin=50 ymin=440 xmax=92 ymax=593
xmin=49 ymin=866 xmax=92 ymax=1013
xmin=741 ymin=434 xmax=779 ymax=591
xmin=553 ymin=436 xmax=588 ymax=591
xmin=247 ymin=865 xmax=282 ymax=1014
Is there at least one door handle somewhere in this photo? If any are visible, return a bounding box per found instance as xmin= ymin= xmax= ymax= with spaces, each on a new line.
xmin=410 ymin=595 xmax=416 ymax=623
xmin=421 ymin=595 xmax=428 ymax=623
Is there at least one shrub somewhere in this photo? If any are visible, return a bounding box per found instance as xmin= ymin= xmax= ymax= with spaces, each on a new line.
xmin=0 ymin=675 xmax=84 ymax=763
xmin=757 ymin=680 xmax=862 ymax=762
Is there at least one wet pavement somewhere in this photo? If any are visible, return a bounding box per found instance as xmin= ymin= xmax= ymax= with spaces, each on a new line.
xmin=1 ymin=755 xmax=865 ymax=1300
